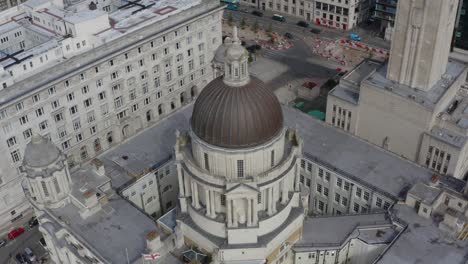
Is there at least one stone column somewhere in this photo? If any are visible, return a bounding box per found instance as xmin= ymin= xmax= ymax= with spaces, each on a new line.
xmin=210 ymin=190 xmax=217 ymax=218
xmin=294 ymin=165 xmax=300 ymax=191
xmin=267 ymin=187 xmax=273 ymax=216
xmin=227 ymin=198 xmax=232 ymax=227
xmin=272 ymin=185 xmax=277 ymax=214
xmin=247 ymin=198 xmax=252 ymax=227
xmin=281 ymin=179 xmax=289 ymax=204
xmin=193 ymin=181 xmax=200 ymax=209
xmin=253 ymin=197 xmax=258 ymax=225
xmin=232 ymin=199 xmax=238 ymax=227
xmin=205 ymin=188 xmax=211 ymax=216
xmin=177 ymin=166 xmax=185 ymax=197
xmin=191 ymin=181 xmax=196 ymax=207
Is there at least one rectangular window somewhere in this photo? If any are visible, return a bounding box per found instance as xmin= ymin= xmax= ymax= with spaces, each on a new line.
xmin=335 ymin=193 xmax=340 ymax=203
xmin=41 ymin=181 xmax=49 ymax=197
xmin=336 ymin=178 xmax=342 ymax=187
xmin=204 ymin=153 xmax=209 ymax=171
xmin=271 ymin=150 xmax=275 ymax=167
xmin=356 ymin=187 xmax=362 ymax=198
xmin=237 ymin=160 xmax=244 ymax=178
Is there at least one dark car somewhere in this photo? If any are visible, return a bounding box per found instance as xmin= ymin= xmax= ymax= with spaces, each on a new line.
xmin=28 ymin=217 xmax=38 ymax=228
xmin=284 ymin=32 xmax=293 ymax=39
xmin=241 ymin=40 xmax=247 ymax=46
xmin=251 ymin=10 xmax=263 ymax=17
xmin=310 ymin=28 xmax=321 ymax=34
xmin=250 ymin=44 xmax=262 ymax=50
xmin=15 ymin=253 xmax=27 ymax=264
xmin=297 ymin=21 xmax=309 ymax=28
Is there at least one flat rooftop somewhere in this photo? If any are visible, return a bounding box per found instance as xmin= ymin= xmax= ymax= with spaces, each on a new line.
xmin=98 ymin=102 xmax=458 ymax=201
xmin=294 ymin=213 xmax=397 ymax=251
xmin=0 ymin=0 xmax=221 ymax=106
xmin=364 ymin=60 xmax=467 ymax=110
xmin=329 ymin=60 xmax=381 ymax=105
xmin=376 ymin=205 xmax=468 ymax=264
xmin=98 ymin=106 xmax=192 ymax=188
xmin=97 ymin=0 xmax=202 ymax=43
xmin=329 ymin=85 xmax=360 ymax=104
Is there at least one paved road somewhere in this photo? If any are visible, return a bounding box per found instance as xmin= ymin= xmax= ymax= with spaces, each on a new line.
xmin=225 ymin=7 xmax=391 ymax=50
xmin=0 ymin=226 xmax=47 ymax=264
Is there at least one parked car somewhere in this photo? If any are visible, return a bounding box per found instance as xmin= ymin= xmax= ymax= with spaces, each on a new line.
xmin=284 ymin=32 xmax=293 ymax=39
xmin=8 ymin=228 xmax=24 ymax=240
xmin=24 ymin=247 xmax=36 ymax=262
xmin=272 ymin=14 xmax=286 ymax=22
xmin=249 ymin=44 xmax=262 ymax=50
xmin=297 ymin=21 xmax=309 ymax=27
xmin=28 ymin=216 xmax=39 ymax=228
xmin=310 ymin=28 xmax=321 ymax=34
xmin=15 ymin=253 xmax=27 ymax=264
xmin=251 ymin=10 xmax=263 ymax=17
xmin=39 ymin=237 xmax=47 ymax=247
xmin=349 ymin=33 xmax=361 ymax=41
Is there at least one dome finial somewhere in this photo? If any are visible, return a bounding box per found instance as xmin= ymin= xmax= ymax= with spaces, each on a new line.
xmin=232 ymin=26 xmax=239 ymax=44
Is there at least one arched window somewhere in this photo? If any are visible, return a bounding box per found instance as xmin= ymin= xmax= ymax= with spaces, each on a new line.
xmin=146 ymin=110 xmax=152 ymax=122
xmin=94 ymin=138 xmax=101 ymax=152
xmin=180 ymin=92 xmax=185 ymax=104
xmin=80 ymin=146 xmax=88 ymax=160
xmin=171 ymin=102 xmax=176 ymax=110
xmin=237 ymin=160 xmax=244 ymax=178
xmin=107 ymin=131 xmax=113 ymax=144
xmin=191 ymin=86 xmax=197 ymax=98
xmin=158 ymin=104 xmax=163 ymax=115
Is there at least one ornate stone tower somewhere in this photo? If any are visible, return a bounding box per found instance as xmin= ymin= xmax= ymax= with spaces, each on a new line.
xmin=387 ymin=0 xmax=459 ymax=91
xmin=175 ymin=27 xmax=305 ymax=264
xmin=22 ymin=135 xmax=72 ymax=209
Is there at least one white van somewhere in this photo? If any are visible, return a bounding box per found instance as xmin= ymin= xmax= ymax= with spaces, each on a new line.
xmin=24 ymin=247 xmax=36 ymax=262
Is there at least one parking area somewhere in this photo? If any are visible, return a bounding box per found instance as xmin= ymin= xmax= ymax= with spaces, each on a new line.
xmin=0 ymin=221 xmax=49 ymax=264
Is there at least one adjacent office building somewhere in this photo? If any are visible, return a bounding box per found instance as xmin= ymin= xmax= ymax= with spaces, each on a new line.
xmin=327 ymin=0 xmax=468 ymax=180
xmin=0 ymin=0 xmax=222 ymax=228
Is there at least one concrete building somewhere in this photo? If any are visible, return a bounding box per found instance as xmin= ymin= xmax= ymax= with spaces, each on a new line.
xmin=240 ymin=0 xmax=372 ymax=31
xmin=21 ymin=134 xmax=182 ymax=264
xmin=0 ymin=0 xmax=223 ymax=229
xmin=374 ymin=0 xmax=398 ymax=40
xmin=0 ymin=0 xmax=26 ymax=11
xmin=326 ymin=0 xmax=468 ymax=180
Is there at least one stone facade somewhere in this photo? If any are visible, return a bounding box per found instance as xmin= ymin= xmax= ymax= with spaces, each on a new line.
xmin=0 ymin=0 xmax=223 ymax=228
xmin=326 ymin=0 xmax=468 ymax=181
xmin=240 ymin=0 xmax=372 ymax=31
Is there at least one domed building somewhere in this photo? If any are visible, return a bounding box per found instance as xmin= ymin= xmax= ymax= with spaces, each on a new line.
xmin=175 ymin=27 xmax=307 ymax=264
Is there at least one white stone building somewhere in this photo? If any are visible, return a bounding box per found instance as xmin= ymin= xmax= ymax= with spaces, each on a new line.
xmin=240 ymin=0 xmax=372 ymax=30
xmin=175 ymin=29 xmax=307 ymax=264
xmin=21 ymin=134 xmax=182 ymax=264
xmin=0 ymin=0 xmax=223 ymax=228
xmin=20 ymin=23 xmax=468 ymax=263
xmin=326 ymin=0 xmax=468 ymax=181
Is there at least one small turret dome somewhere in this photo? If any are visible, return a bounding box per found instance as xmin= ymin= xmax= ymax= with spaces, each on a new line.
xmin=23 ymin=135 xmax=61 ymax=168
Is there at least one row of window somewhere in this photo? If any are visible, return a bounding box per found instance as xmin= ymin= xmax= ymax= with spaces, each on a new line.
xmin=425 ymin=146 xmax=450 ymax=174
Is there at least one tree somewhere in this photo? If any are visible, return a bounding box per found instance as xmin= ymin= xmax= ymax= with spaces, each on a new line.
xmin=227 ymin=12 xmax=233 ymax=26
xmin=267 ymin=23 xmax=273 ymax=33
xmin=240 ymin=17 xmax=247 ymax=29
xmin=248 ymin=52 xmax=254 ymax=63
xmin=252 ymin=20 xmax=259 ymax=33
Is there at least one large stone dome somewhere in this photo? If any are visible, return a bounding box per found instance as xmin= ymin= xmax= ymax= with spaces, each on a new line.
xmin=191 ymin=76 xmax=283 ymax=149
